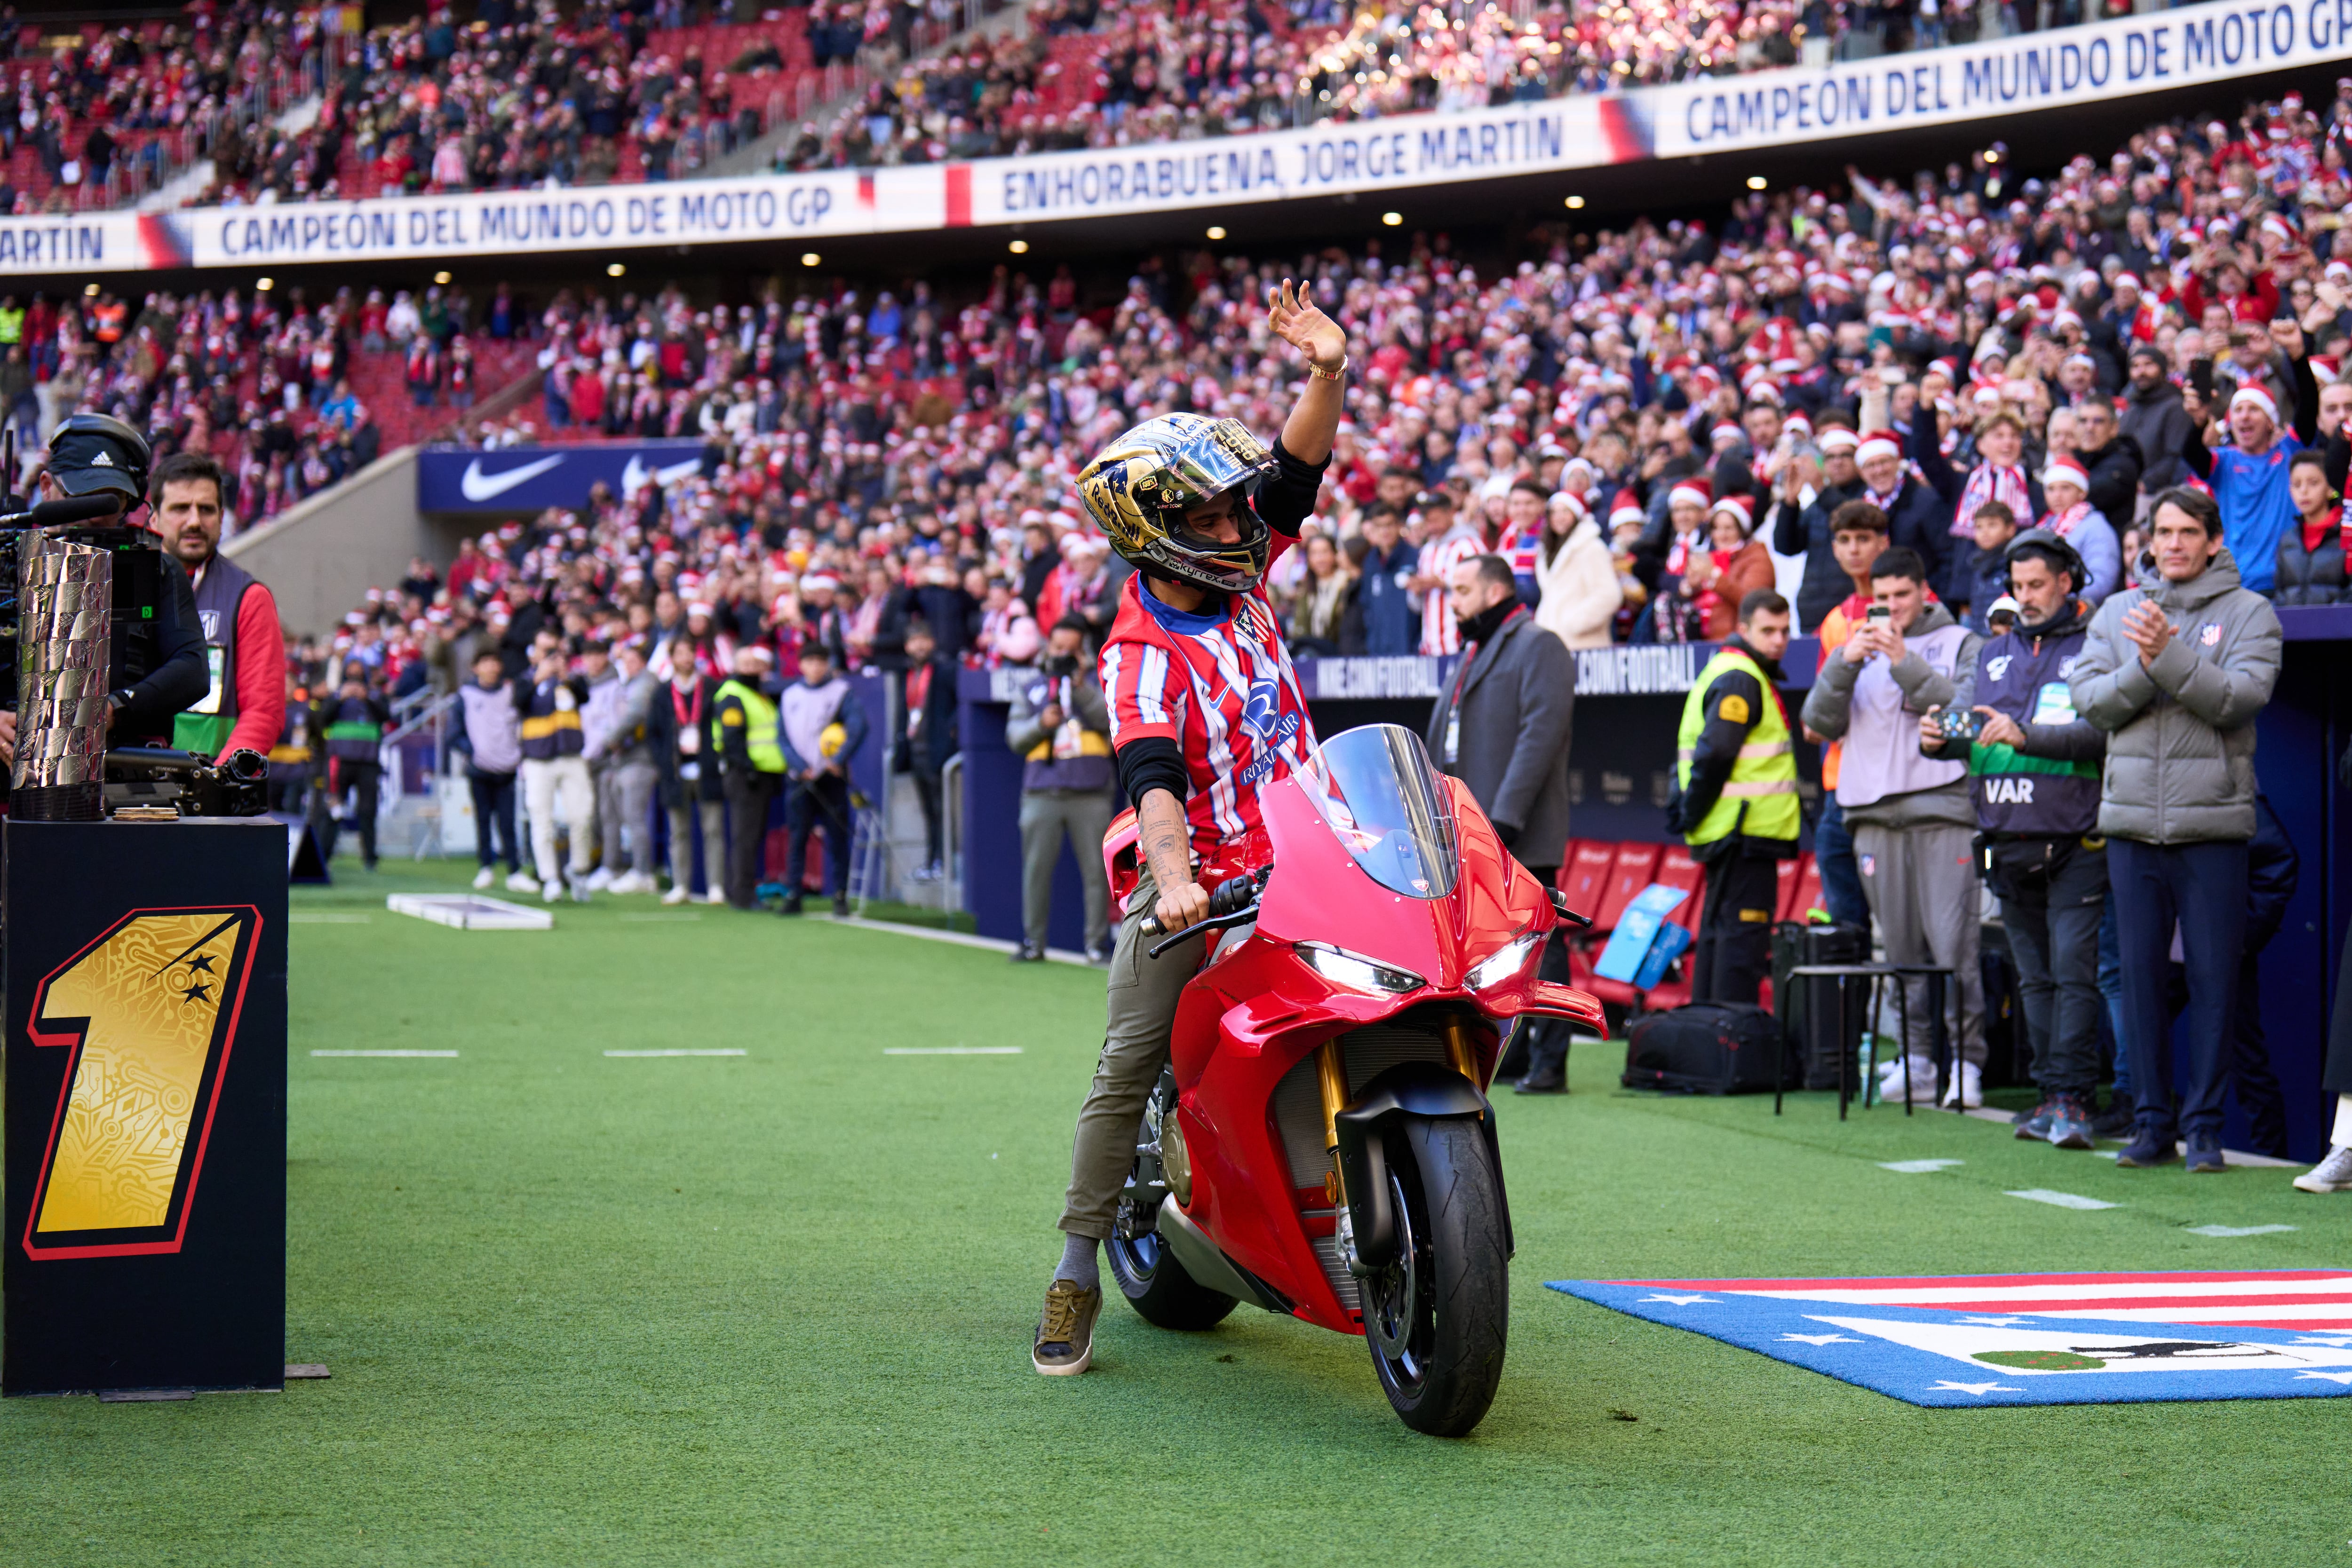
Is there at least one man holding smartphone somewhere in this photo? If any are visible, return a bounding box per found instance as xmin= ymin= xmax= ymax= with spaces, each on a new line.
xmin=1801 ymin=546 xmax=1987 ymax=1107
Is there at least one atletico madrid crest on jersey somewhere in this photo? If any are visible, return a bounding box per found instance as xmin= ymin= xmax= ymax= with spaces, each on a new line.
xmin=1550 ymin=1272 xmax=2352 ymax=1406
xmin=1101 ymin=572 xmax=1316 ymax=871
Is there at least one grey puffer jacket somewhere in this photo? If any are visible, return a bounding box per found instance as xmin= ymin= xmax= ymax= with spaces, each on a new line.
xmin=2068 ymin=546 xmax=2281 ymax=844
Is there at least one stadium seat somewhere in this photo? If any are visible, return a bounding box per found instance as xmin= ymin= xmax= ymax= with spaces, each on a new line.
xmin=1589 ymin=842 xmax=1664 ymax=934
xmin=1781 ymin=852 xmax=1825 ymax=925
xmin=1557 ymin=839 xmax=1615 ymax=926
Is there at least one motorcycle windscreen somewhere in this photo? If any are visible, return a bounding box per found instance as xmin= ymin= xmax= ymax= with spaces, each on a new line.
xmin=1295 ymin=724 xmax=1460 ymax=899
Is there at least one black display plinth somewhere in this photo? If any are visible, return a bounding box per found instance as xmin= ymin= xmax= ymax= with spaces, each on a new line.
xmin=3 ymin=818 xmax=287 ymax=1395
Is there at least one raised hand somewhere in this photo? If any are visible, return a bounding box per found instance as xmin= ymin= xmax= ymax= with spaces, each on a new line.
xmin=1266 ymin=278 xmax=1346 ymax=370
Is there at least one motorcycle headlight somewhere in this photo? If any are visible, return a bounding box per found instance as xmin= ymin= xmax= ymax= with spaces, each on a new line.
xmin=1295 ymin=942 xmax=1425 ymax=995
xmin=1468 ymin=932 xmax=1540 ymax=991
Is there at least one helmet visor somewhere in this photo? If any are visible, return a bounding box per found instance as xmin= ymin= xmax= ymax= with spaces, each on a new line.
xmin=1160 ymin=420 xmax=1274 ymax=514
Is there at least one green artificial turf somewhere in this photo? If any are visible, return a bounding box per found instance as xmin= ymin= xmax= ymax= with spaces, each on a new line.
xmin=2 ymin=855 xmax=2345 ymax=1566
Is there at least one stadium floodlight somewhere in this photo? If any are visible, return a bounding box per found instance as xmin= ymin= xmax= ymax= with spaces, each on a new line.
xmin=1747 ymin=175 xmax=1768 ymax=190
xmin=801 ymin=252 xmax=820 ymax=267
xmin=254 ymin=277 xmax=273 ymax=292
xmin=1381 ymin=212 xmax=1402 ymax=227
xmin=1565 ymin=196 xmax=1585 ymax=210
xmin=1009 ymin=239 xmax=1029 ymax=254
xmin=82 ymin=282 xmax=98 ymax=297
xmin=433 ymin=270 xmax=452 ymax=285
xmin=1207 ymin=226 xmax=1227 ymax=241
xmin=607 ymin=262 xmax=626 ymax=277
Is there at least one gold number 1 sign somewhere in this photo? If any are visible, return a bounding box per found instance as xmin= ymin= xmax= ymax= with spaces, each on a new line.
xmin=22 ymin=908 xmax=259 ymax=1260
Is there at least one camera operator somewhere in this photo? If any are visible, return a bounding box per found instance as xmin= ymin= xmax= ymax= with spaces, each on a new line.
xmin=1921 ymin=529 xmax=2107 ymax=1150
xmin=149 ymin=450 xmax=285 ymax=762
xmin=0 ymin=415 xmax=206 ymax=768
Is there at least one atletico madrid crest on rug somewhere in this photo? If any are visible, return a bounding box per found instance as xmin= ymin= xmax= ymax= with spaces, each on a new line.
xmin=1549 ymin=1272 xmax=2352 ymax=1407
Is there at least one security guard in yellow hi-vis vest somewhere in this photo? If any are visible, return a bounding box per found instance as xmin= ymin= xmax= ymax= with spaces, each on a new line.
xmin=1667 ymin=588 xmax=1802 ymax=1005
xmin=712 ymin=643 xmax=786 ymax=911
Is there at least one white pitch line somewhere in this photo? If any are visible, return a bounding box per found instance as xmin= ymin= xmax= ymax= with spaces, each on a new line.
xmin=2185 ymin=1223 xmax=2299 ymax=1238
xmin=2004 ymin=1188 xmax=2120 ymax=1211
xmin=311 ymin=1050 xmax=459 ymax=1058
xmin=884 ymin=1046 xmax=1023 ymax=1055
xmin=603 ymin=1049 xmax=747 ymax=1057
xmin=1878 ymin=1159 xmax=1964 ymax=1174
xmin=618 ymin=913 xmax=702 ymax=923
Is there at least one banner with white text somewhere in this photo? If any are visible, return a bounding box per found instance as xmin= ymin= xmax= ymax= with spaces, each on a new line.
xmin=0 ymin=6 xmax=2340 ymax=278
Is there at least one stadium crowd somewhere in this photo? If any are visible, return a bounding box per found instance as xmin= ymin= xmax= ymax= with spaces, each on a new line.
xmin=2 ymin=0 xmax=2163 ymax=214
xmin=188 ymin=81 xmax=2352 ymax=1187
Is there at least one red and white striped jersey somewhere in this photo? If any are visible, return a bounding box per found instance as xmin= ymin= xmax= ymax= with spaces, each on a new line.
xmin=1417 ymin=522 xmax=1484 ymax=655
xmin=1101 ymin=571 xmax=1318 ymax=874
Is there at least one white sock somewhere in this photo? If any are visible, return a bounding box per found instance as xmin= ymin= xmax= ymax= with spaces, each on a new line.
xmin=1055 ymin=1232 xmax=1099 ymax=1292
xmin=2333 ymin=1093 xmax=2352 ymax=1150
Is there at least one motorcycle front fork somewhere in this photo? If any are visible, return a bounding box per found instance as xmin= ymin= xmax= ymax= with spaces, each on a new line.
xmin=1325 ymin=1020 xmax=1483 ymax=1277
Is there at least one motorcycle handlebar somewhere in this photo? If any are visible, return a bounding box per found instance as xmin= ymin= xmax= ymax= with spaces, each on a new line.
xmin=1137 ymin=868 xmax=1267 ymax=946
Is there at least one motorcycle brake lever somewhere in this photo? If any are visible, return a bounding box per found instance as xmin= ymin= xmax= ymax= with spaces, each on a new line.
xmin=1144 ymin=903 xmax=1260 ymax=961
xmin=1547 ymin=888 xmax=1596 ymax=928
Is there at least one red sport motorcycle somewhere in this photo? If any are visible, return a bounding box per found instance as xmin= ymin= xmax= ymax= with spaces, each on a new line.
xmin=1101 ymin=724 xmax=1602 ymax=1436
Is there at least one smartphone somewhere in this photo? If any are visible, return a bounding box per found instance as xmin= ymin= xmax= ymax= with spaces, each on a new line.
xmin=1866 ymin=604 xmax=1892 ymax=622
xmin=2189 ymin=357 xmax=2215 ymax=400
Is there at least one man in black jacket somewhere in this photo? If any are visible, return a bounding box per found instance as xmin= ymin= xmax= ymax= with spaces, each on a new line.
xmin=897 ymin=619 xmax=958 ymax=879
xmin=2120 ymin=345 xmax=2192 ymax=491
xmin=1769 ymin=423 xmax=1864 ymax=633
xmin=1425 ymin=554 xmax=1578 ymax=1092
xmin=2071 ymin=396 xmax=2145 ymax=533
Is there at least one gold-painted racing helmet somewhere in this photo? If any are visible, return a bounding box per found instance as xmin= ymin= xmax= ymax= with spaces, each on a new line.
xmin=1075 ymin=413 xmax=1279 ymax=595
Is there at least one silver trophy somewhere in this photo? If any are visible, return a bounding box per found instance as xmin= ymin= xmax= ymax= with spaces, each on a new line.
xmin=11 ymin=527 xmax=111 ymax=820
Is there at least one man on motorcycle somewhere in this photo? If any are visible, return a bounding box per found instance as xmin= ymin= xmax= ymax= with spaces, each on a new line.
xmin=1033 ymin=281 xmax=1349 ymax=1375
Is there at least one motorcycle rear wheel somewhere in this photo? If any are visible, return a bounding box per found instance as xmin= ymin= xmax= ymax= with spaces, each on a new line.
xmin=1105 ymin=1228 xmax=1236 ymax=1331
xmin=1360 ymin=1117 xmax=1508 ymax=1437
xmin=1106 ymin=1077 xmax=1236 ymax=1332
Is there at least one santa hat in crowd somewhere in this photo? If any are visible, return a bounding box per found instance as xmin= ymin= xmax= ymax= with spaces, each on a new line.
xmin=2230 ymin=384 xmax=2280 ymax=425
xmin=1609 ymin=489 xmax=1647 ymax=531
xmin=1709 ymin=493 xmax=1756 ymax=536
xmin=2039 ymin=454 xmax=2090 ymax=495
xmin=1855 ymin=434 xmax=1903 ymax=468
xmin=1667 ymin=475 xmax=1714 ymax=513
xmin=1816 ymin=427 xmax=1859 ymax=456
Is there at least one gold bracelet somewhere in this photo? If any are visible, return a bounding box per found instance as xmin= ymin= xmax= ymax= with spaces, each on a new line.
xmin=1308 ymin=355 xmax=1348 ymax=382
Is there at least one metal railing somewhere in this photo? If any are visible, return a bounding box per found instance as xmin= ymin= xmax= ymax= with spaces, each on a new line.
xmin=940 ymin=750 xmax=965 ymax=917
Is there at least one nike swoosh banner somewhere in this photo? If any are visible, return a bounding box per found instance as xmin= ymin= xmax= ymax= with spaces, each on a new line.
xmin=1550 ymin=1273 xmax=2352 ymax=1406
xmin=416 ymin=442 xmax=707 ymax=514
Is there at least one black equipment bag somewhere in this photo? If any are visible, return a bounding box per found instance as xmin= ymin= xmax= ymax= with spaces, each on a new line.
xmin=1621 ymin=1002 xmax=1789 ymax=1094
xmin=1772 ymin=920 xmax=1870 ymax=1090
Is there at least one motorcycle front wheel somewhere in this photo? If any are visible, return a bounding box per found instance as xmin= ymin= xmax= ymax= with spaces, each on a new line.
xmin=1359 ymin=1116 xmax=1508 ymax=1437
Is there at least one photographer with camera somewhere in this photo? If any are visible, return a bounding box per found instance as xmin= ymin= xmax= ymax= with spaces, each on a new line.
xmin=0 ymin=414 xmax=206 ymax=769
xmin=1921 ymin=529 xmax=2108 ymax=1150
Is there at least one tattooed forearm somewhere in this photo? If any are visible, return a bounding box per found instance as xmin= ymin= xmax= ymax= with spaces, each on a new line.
xmin=1138 ymin=789 xmax=1193 ymax=890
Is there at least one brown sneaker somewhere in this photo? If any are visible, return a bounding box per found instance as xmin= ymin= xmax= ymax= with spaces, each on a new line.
xmin=1032 ymin=1279 xmax=1102 ymax=1376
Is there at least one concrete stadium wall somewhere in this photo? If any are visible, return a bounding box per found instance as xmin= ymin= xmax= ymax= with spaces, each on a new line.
xmin=222 ymin=445 xmax=432 ymax=636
